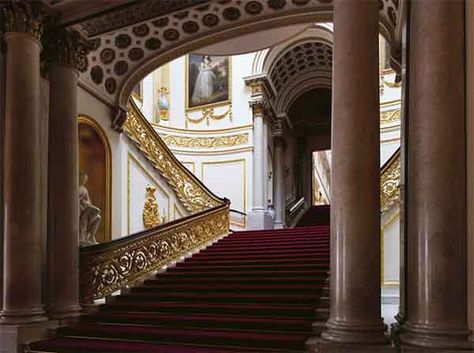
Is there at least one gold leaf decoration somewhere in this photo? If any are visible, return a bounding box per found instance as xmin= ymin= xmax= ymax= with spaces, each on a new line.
xmin=185 ymin=105 xmax=232 ymax=128
xmin=381 ymin=149 xmax=401 ymax=213
xmin=380 ymin=109 xmax=401 ymax=125
xmin=160 ymin=133 xmax=248 ymax=149
xmin=143 ymin=185 xmax=166 ymax=228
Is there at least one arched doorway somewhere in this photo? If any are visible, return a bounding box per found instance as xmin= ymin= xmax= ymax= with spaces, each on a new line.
xmin=78 ymin=115 xmax=112 ymax=243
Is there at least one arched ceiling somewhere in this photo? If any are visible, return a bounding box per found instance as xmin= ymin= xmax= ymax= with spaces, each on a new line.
xmin=288 ymin=88 xmax=332 ymax=133
xmin=64 ymin=0 xmax=402 ymax=108
xmin=269 ymin=40 xmax=332 ymax=94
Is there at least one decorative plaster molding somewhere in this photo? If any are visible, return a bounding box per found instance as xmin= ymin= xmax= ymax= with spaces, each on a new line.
xmin=161 ymin=133 xmax=248 ymax=149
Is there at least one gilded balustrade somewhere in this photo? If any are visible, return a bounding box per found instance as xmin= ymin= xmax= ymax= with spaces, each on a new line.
xmin=80 ymin=203 xmax=229 ymax=302
xmin=380 ymin=148 xmax=401 ymax=213
xmin=80 ymin=99 xmax=229 ymax=302
xmin=124 ymin=99 xmax=223 ymax=213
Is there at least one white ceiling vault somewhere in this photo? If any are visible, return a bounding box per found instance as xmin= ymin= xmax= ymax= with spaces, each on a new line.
xmin=53 ymin=0 xmax=402 ymax=115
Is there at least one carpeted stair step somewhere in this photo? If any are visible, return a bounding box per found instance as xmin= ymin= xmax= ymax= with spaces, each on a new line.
xmin=143 ymin=275 xmax=326 ymax=285
xmin=167 ymin=263 xmax=329 ymax=273
xmin=134 ymin=283 xmax=324 ymax=293
xmin=30 ymin=337 xmax=294 ymax=353
xmin=57 ymin=323 xmax=310 ymax=351
xmin=115 ymin=291 xmax=320 ymax=304
xmin=100 ymin=301 xmax=318 ymax=318
xmin=158 ymin=269 xmax=328 ymax=278
xmin=189 ymin=253 xmax=328 ymax=262
xmin=82 ymin=312 xmax=314 ymax=332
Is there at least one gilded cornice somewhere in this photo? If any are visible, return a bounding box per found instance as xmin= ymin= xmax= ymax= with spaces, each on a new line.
xmin=43 ymin=26 xmax=89 ymax=72
xmin=124 ymin=99 xmax=223 ymax=213
xmin=2 ymin=1 xmax=44 ymax=41
xmin=161 ymin=133 xmax=248 ymax=149
xmin=381 ymin=149 xmax=401 ymax=213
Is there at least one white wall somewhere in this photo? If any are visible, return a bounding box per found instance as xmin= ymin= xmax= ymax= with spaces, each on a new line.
xmin=78 ymin=87 xmax=190 ymax=239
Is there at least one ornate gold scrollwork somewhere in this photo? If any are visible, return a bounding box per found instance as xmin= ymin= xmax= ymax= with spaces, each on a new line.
xmin=143 ymin=185 xmax=166 ymax=228
xmin=124 ymin=99 xmax=223 ymax=213
xmin=161 ymin=133 xmax=248 ymax=149
xmin=381 ymin=149 xmax=401 ymax=213
xmin=185 ymin=105 xmax=232 ymax=128
xmin=80 ymin=204 xmax=229 ymax=302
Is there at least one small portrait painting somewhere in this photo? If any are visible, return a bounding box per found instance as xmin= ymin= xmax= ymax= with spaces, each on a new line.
xmin=187 ymin=54 xmax=231 ymax=110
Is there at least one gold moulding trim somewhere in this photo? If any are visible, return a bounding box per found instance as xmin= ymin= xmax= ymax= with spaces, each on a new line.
xmin=124 ymin=100 xmax=223 ymax=213
xmin=80 ymin=206 xmax=229 ymax=302
xmin=161 ymin=133 xmax=249 ymax=149
xmin=380 ymin=151 xmax=401 ymax=214
xmin=185 ymin=105 xmax=232 ymax=128
xmin=380 ymin=109 xmax=401 ymax=125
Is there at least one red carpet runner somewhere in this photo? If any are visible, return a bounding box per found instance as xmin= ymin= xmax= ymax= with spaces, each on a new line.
xmin=31 ymin=208 xmax=330 ymax=353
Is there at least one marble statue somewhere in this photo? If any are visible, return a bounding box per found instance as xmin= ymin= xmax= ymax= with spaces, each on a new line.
xmin=79 ymin=171 xmax=101 ymax=246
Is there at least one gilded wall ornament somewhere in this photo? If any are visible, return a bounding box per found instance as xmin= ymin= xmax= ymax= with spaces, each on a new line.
xmin=143 ymin=185 xmax=166 ymax=228
xmin=380 ymin=109 xmax=401 ymax=125
xmin=185 ymin=105 xmax=233 ymax=128
xmin=161 ymin=133 xmax=248 ymax=149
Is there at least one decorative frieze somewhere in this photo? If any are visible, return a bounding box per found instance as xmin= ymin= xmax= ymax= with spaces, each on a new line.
xmin=161 ymin=133 xmax=248 ymax=149
xmin=380 ymin=108 xmax=401 ymax=125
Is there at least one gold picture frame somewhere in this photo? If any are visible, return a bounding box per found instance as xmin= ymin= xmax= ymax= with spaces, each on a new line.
xmin=185 ymin=54 xmax=232 ymax=111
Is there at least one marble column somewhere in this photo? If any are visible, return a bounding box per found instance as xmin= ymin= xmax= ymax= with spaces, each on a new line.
xmin=0 ymin=13 xmax=5 ymax=314
xmin=46 ymin=29 xmax=86 ymax=319
xmin=1 ymin=3 xmax=47 ymax=324
xmin=262 ymin=120 xmax=269 ymax=209
xmin=398 ymin=0 xmax=470 ymax=349
xmin=273 ymin=128 xmax=285 ymax=229
xmin=248 ymin=103 xmax=267 ymax=229
xmin=467 ymin=0 xmax=474 ymax=340
xmin=315 ymin=0 xmax=388 ymax=347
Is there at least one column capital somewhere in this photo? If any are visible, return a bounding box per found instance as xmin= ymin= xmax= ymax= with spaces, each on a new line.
xmin=43 ymin=26 xmax=89 ymax=73
xmin=2 ymin=1 xmax=45 ymax=41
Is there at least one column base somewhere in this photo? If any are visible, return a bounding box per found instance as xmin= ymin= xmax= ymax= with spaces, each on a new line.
xmin=274 ymin=221 xmax=286 ymax=229
xmin=307 ymin=337 xmax=394 ymax=353
xmin=0 ymin=307 xmax=47 ymax=325
xmin=396 ymin=322 xmax=472 ymax=351
xmin=47 ymin=304 xmax=82 ymax=320
xmin=320 ymin=319 xmax=390 ymax=345
xmin=247 ymin=209 xmax=273 ymax=230
xmin=0 ymin=320 xmax=53 ymax=353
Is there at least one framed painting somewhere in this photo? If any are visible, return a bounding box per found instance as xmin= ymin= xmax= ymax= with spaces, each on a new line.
xmin=186 ymin=54 xmax=232 ymax=110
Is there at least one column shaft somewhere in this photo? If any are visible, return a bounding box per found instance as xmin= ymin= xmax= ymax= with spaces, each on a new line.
xmin=321 ymin=0 xmax=387 ymax=344
xmin=400 ymin=0 xmax=469 ymax=348
xmin=252 ymin=112 xmax=265 ymax=210
xmin=1 ymin=32 xmax=46 ymax=323
xmin=47 ymin=61 xmax=81 ymax=318
xmin=467 ymin=0 xmax=474 ymax=339
xmin=262 ymin=120 xmax=269 ymax=209
xmin=273 ymin=136 xmax=285 ymax=229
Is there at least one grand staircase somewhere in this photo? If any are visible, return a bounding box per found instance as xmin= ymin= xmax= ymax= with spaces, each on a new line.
xmin=30 ymin=207 xmax=330 ymax=353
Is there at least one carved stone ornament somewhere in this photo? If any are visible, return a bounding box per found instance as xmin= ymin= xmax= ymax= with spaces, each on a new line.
xmin=43 ymin=26 xmax=89 ymax=72
xmin=143 ymin=185 xmax=166 ymax=228
xmin=2 ymin=1 xmax=44 ymax=41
